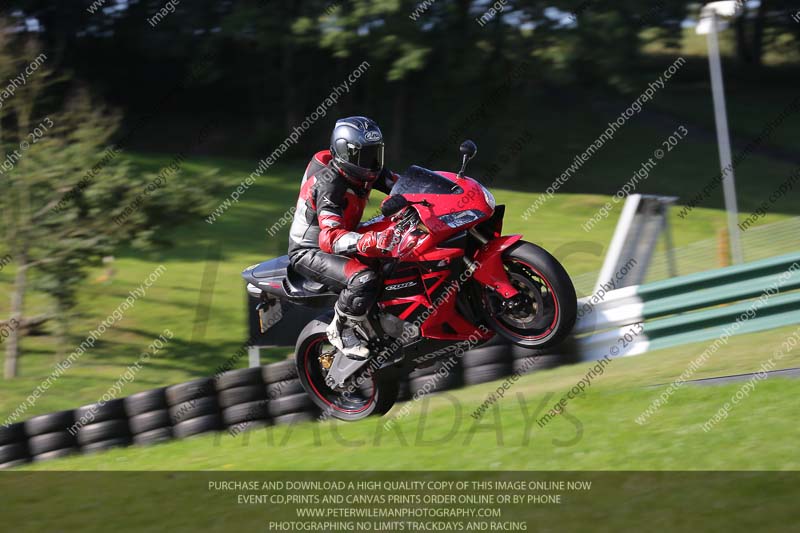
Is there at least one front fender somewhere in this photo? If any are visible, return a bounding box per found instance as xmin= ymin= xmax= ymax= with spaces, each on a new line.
xmin=472 ymin=235 xmax=522 ymax=298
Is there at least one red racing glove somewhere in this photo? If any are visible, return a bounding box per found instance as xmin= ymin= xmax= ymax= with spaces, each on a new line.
xmin=357 ymin=228 xmax=395 ymax=257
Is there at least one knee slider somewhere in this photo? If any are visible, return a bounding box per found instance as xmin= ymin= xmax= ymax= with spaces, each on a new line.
xmin=348 ymin=270 xmax=378 ymax=290
xmin=340 ymin=271 xmax=379 ymax=316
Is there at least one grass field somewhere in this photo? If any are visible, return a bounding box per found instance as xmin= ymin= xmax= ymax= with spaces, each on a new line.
xmin=7 ymin=327 xmax=800 ymax=530
xmin=16 ymin=323 xmax=800 ymax=471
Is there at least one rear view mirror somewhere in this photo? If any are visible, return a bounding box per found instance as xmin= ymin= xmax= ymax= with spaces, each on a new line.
xmin=458 ymin=140 xmax=477 ymax=177
xmin=459 ymin=140 xmax=477 ymax=160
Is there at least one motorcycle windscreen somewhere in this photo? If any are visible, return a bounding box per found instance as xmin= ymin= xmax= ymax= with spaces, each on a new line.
xmin=391 ymin=165 xmax=464 ymax=196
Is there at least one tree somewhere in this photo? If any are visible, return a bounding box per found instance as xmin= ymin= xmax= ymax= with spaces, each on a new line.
xmin=0 ymin=23 xmax=217 ymax=378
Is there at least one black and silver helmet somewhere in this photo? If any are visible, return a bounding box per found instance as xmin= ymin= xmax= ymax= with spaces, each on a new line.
xmin=330 ymin=116 xmax=385 ymax=186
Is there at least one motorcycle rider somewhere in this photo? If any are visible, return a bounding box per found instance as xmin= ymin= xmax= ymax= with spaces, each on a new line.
xmin=287 ymin=116 xmax=398 ymax=360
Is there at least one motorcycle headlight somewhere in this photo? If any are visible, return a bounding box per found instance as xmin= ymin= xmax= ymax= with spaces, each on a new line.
xmin=482 ymin=185 xmax=496 ymax=210
xmin=438 ymin=209 xmax=484 ymax=229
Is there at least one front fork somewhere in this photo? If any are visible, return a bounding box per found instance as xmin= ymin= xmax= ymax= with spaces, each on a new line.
xmin=468 ymin=232 xmax=522 ymax=299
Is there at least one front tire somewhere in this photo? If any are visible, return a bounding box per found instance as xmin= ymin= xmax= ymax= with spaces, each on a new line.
xmin=480 ymin=241 xmax=577 ymax=349
xmin=295 ymin=316 xmax=398 ymax=422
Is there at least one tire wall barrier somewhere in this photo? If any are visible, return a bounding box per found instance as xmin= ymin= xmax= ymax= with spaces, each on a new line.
xmin=0 ymin=336 xmax=568 ymax=469
xmin=0 ymin=359 xmax=318 ymax=469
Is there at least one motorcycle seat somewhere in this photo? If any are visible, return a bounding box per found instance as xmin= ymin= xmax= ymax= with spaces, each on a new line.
xmin=251 ymin=255 xmax=289 ymax=278
xmin=284 ymin=265 xmax=330 ymax=296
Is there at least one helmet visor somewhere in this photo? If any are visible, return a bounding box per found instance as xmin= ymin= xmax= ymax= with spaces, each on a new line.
xmin=357 ymin=144 xmax=384 ymax=172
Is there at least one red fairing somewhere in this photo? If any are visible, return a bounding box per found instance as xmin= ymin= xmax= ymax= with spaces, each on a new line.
xmin=365 ymin=167 xmax=519 ymax=341
xmin=377 ymin=249 xmax=493 ymax=342
xmin=472 ymin=235 xmax=522 ymax=298
xmin=376 ymin=171 xmax=497 ymax=261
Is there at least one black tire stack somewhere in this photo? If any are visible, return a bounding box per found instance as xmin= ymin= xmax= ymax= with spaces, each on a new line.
xmin=24 ymin=410 xmax=79 ymax=462
xmin=0 ymin=332 xmax=575 ymax=469
xmin=217 ymin=367 xmax=271 ymax=433
xmin=510 ymin=345 xmax=560 ymax=375
xmin=462 ymin=336 xmax=513 ymax=386
xmin=166 ymin=378 xmax=222 ymax=438
xmin=263 ymin=359 xmax=317 ymax=425
xmin=75 ymin=399 xmax=131 ymax=453
xmin=408 ymin=359 xmax=463 ymax=397
xmin=125 ymin=388 xmax=173 ymax=446
xmin=0 ymin=423 xmax=30 ymax=469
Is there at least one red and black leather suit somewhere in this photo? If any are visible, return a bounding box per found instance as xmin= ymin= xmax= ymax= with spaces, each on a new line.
xmin=288 ymin=150 xmax=398 ymax=317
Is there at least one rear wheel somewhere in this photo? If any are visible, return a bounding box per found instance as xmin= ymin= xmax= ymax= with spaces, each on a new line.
xmin=479 ymin=241 xmax=577 ymax=349
xmin=295 ymin=317 xmax=398 ymax=422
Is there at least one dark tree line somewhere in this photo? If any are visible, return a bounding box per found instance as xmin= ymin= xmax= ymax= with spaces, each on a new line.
xmin=2 ymin=1 xmax=796 ymax=164
xmin=1 ymin=0 xmax=798 ymax=169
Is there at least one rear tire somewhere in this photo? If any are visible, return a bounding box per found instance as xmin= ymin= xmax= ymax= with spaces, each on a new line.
xmin=480 ymin=241 xmax=576 ymax=349
xmin=295 ymin=317 xmax=398 ymax=422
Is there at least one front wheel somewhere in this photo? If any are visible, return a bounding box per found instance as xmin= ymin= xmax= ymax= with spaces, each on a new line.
xmin=295 ymin=317 xmax=398 ymax=422
xmin=478 ymin=241 xmax=577 ymax=349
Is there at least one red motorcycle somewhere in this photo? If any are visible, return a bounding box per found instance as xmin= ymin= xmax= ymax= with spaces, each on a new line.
xmin=242 ymin=141 xmax=576 ymax=421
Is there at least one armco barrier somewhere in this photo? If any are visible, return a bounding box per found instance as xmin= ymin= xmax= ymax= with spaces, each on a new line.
xmin=575 ymin=252 xmax=800 ymax=360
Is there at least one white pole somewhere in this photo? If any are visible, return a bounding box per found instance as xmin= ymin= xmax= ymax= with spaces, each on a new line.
xmin=248 ymin=346 xmax=261 ymax=368
xmin=706 ymin=12 xmax=743 ymax=264
xmin=594 ymin=194 xmax=642 ymax=293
